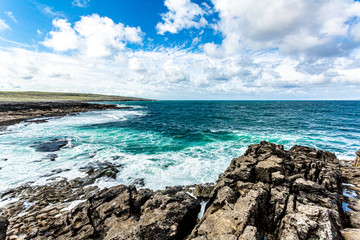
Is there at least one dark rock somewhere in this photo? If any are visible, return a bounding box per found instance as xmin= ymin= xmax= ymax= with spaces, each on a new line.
xmin=46 ymin=153 xmax=58 ymax=161
xmin=79 ymin=160 xmax=122 ymax=172
xmin=40 ymin=168 xmax=71 ymax=178
xmin=0 ymin=142 xmax=354 ymax=240
xmin=80 ymin=161 xmax=123 ymax=181
xmin=32 ymin=139 xmax=68 ymax=152
xmin=13 ymin=185 xmax=200 ymax=240
xmin=132 ymin=178 xmax=145 ymax=187
xmin=80 ymin=161 xmax=123 ymax=182
xmin=0 ymin=101 xmax=126 ymax=128
xmin=0 ymin=217 xmax=8 ymax=240
xmin=186 ymin=183 xmax=215 ymax=199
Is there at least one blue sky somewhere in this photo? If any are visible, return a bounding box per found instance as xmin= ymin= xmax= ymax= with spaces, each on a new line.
xmin=0 ymin=0 xmax=220 ymax=50
xmin=0 ymin=0 xmax=360 ymax=99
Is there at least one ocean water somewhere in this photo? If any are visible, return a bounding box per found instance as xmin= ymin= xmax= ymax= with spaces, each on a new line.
xmin=0 ymin=101 xmax=359 ymax=193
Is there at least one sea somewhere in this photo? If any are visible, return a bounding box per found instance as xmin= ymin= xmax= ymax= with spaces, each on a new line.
xmin=0 ymin=101 xmax=359 ymax=193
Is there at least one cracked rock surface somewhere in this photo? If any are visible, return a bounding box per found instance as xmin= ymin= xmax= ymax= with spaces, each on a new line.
xmin=0 ymin=142 xmax=353 ymax=239
xmin=188 ymin=141 xmax=344 ymax=240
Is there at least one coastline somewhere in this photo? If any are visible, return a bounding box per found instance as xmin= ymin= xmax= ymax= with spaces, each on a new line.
xmin=0 ymin=102 xmax=359 ymax=239
xmin=0 ymin=141 xmax=359 ymax=239
xmin=0 ymin=101 xmax=133 ymax=130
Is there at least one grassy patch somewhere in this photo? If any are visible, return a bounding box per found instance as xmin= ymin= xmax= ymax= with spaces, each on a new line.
xmin=0 ymin=91 xmax=150 ymax=102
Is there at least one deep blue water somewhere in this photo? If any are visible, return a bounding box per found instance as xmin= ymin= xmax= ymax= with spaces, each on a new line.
xmin=0 ymin=101 xmax=359 ymax=192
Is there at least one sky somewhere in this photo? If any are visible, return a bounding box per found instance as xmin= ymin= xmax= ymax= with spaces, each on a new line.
xmin=0 ymin=0 xmax=360 ymax=100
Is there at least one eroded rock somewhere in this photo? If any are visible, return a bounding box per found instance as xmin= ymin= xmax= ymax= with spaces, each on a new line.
xmin=0 ymin=142 xmax=355 ymax=239
xmin=354 ymin=149 xmax=360 ymax=167
xmin=188 ymin=141 xmax=344 ymax=240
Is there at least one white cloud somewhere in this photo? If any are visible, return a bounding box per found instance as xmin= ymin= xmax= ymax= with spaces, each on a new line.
xmin=1 ymin=45 xmax=360 ymax=100
xmin=5 ymin=11 xmax=17 ymax=23
xmin=2 ymin=8 xmax=360 ymax=100
xmin=41 ymin=14 xmax=143 ymax=58
xmin=209 ymin=0 xmax=360 ymax=57
xmin=156 ymin=0 xmax=208 ymax=34
xmin=0 ymin=19 xmax=9 ymax=31
xmin=42 ymin=19 xmax=79 ymax=52
xmin=72 ymin=0 xmax=91 ymax=8
xmin=42 ymin=6 xmax=66 ymax=18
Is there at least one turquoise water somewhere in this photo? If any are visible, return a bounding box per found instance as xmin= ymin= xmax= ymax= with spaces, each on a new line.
xmin=0 ymin=101 xmax=359 ymax=192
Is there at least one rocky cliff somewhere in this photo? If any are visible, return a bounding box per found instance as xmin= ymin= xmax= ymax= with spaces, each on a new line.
xmin=1 ymin=142 xmax=360 ymax=240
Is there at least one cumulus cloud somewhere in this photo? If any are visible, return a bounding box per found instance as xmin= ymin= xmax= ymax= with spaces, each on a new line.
xmin=0 ymin=19 xmax=9 ymax=31
xmin=156 ymin=0 xmax=208 ymax=34
xmin=41 ymin=14 xmax=143 ymax=58
xmin=208 ymin=0 xmax=360 ymax=57
xmin=1 ymin=45 xmax=360 ymax=100
xmin=2 ymin=5 xmax=360 ymax=100
xmin=72 ymin=0 xmax=91 ymax=8
xmin=5 ymin=11 xmax=17 ymax=23
xmin=41 ymin=19 xmax=79 ymax=52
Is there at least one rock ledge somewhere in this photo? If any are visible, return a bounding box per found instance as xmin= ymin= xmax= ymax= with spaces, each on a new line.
xmin=1 ymin=142 xmax=358 ymax=240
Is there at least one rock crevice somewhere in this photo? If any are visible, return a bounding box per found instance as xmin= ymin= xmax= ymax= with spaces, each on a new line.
xmin=1 ymin=142 xmax=357 ymax=240
xmin=188 ymin=141 xmax=344 ymax=240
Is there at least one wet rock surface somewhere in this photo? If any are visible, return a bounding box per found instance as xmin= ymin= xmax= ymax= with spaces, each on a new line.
xmin=0 ymin=102 xmax=129 ymax=129
xmin=32 ymin=139 xmax=69 ymax=152
xmin=1 ymin=142 xmax=359 ymax=239
xmin=340 ymin=148 xmax=360 ymax=240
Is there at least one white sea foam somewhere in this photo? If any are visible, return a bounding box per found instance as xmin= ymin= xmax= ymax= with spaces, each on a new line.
xmin=0 ymin=197 xmax=18 ymax=208
xmin=0 ymin=105 xmax=358 ymax=195
xmin=60 ymin=199 xmax=87 ymax=212
xmin=198 ymin=201 xmax=207 ymax=219
xmin=116 ymin=104 xmax=147 ymax=109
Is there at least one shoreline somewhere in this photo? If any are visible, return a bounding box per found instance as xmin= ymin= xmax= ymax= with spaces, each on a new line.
xmin=0 ymin=101 xmax=135 ymax=130
xmin=0 ymin=102 xmax=359 ymax=239
xmin=0 ymin=142 xmax=359 ymax=239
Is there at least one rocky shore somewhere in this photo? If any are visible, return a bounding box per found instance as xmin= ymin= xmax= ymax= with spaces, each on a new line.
xmin=1 ymin=141 xmax=360 ymax=239
xmin=0 ymin=102 xmax=132 ymax=129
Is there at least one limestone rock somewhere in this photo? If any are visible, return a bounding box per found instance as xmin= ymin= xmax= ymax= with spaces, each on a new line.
xmin=188 ymin=141 xmax=344 ymax=240
xmin=341 ymin=228 xmax=360 ymax=240
xmin=0 ymin=142 xmax=353 ymax=240
xmin=354 ymin=149 xmax=360 ymax=167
